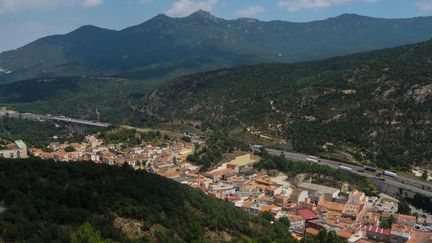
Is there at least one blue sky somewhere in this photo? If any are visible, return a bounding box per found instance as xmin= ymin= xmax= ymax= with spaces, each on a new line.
xmin=1 ymin=0 xmax=432 ymax=52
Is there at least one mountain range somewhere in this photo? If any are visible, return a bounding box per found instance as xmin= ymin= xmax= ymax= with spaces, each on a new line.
xmin=2 ymin=11 xmax=432 ymax=82
xmin=1 ymin=11 xmax=432 ymax=168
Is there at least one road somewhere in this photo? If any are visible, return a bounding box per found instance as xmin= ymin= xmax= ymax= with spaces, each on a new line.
xmin=266 ymin=148 xmax=432 ymax=198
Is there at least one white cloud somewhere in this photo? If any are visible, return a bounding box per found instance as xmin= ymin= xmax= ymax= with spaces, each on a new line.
xmin=166 ymin=0 xmax=217 ymax=17
xmin=83 ymin=0 xmax=103 ymax=7
xmin=417 ymin=1 xmax=432 ymax=11
xmin=278 ymin=0 xmax=377 ymax=12
xmin=235 ymin=5 xmax=265 ymax=17
xmin=0 ymin=0 xmax=102 ymax=14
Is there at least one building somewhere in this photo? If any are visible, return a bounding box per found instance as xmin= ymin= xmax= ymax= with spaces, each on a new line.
xmin=349 ymin=190 xmax=368 ymax=203
xmin=365 ymin=225 xmax=391 ymax=242
xmin=395 ymin=214 xmax=417 ymax=227
xmin=297 ymin=208 xmax=318 ymax=221
xmin=287 ymin=211 xmax=305 ymax=229
xmin=290 ymin=188 xmax=309 ymax=203
xmin=298 ymin=182 xmax=340 ymax=201
xmin=227 ymin=153 xmax=258 ymax=172
xmin=0 ymin=140 xmax=28 ymax=159
xmin=318 ymin=200 xmax=346 ymax=213
xmin=391 ymin=224 xmax=413 ymax=243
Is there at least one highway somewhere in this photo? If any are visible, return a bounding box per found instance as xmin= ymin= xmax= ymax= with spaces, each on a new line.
xmin=266 ymin=148 xmax=432 ymax=198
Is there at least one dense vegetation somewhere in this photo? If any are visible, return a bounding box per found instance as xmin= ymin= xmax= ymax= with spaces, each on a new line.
xmin=255 ymin=151 xmax=378 ymax=196
xmin=0 ymin=117 xmax=74 ymax=148
xmin=187 ymin=130 xmax=250 ymax=171
xmin=2 ymin=12 xmax=432 ymax=83
xmin=0 ymin=76 xmax=161 ymax=123
xmin=407 ymin=193 xmax=432 ymax=214
xmin=0 ymin=158 xmax=299 ymax=242
xmin=142 ymin=39 xmax=432 ymax=169
xmin=100 ymin=127 xmax=166 ymax=146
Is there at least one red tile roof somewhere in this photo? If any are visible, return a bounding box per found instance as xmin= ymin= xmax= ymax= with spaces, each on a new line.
xmin=354 ymin=224 xmax=390 ymax=236
xmin=297 ymin=208 xmax=318 ymax=220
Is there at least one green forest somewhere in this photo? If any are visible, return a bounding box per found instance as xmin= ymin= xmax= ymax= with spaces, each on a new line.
xmin=0 ymin=117 xmax=74 ymax=148
xmin=0 ymin=157 xmax=303 ymax=242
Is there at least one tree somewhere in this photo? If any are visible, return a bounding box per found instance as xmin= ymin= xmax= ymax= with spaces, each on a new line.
xmin=397 ymin=199 xmax=411 ymax=215
xmin=274 ymin=217 xmax=291 ymax=238
xmin=71 ymin=222 xmax=107 ymax=243
xmin=380 ymin=215 xmax=395 ymax=228
xmin=422 ymin=170 xmax=428 ymax=181
xmin=261 ymin=211 xmax=273 ymax=221
xmin=65 ymin=146 xmax=76 ymax=153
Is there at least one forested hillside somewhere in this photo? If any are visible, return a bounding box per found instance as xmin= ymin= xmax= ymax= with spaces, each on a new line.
xmin=0 ymin=158 xmax=296 ymax=242
xmin=142 ymin=40 xmax=432 ymax=169
xmin=0 ymin=76 xmax=160 ymax=123
xmin=2 ymin=11 xmax=432 ymax=83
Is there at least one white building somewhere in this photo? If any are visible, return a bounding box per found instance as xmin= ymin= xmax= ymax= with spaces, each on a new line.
xmin=0 ymin=140 xmax=28 ymax=159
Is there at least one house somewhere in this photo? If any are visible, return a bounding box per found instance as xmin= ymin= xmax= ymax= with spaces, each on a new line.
xmin=349 ymin=190 xmax=368 ymax=203
xmin=299 ymin=197 xmax=317 ymax=210
xmin=297 ymin=208 xmax=318 ymax=221
xmin=357 ymin=224 xmax=391 ymax=242
xmin=287 ymin=211 xmax=305 ymax=229
xmin=305 ymin=227 xmax=320 ymax=236
xmin=360 ymin=212 xmax=381 ymax=226
xmin=408 ymin=230 xmax=432 ymax=243
xmin=337 ymin=229 xmax=355 ymax=242
xmin=390 ymin=224 xmax=413 ymax=243
xmin=291 ymin=188 xmax=309 ymax=203
xmin=318 ymin=200 xmax=346 ymax=213
xmin=395 ymin=214 xmax=417 ymax=227
xmin=306 ymin=218 xmax=342 ymax=234
xmin=275 ymin=195 xmax=289 ymax=206
xmin=0 ymin=140 xmax=28 ymax=159
xmin=206 ymin=168 xmax=235 ymax=181
xmin=259 ymin=205 xmax=281 ymax=216
xmin=343 ymin=202 xmax=365 ymax=220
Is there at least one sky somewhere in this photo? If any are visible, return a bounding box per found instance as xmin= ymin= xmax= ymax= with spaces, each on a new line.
xmin=1 ymin=0 xmax=432 ymax=52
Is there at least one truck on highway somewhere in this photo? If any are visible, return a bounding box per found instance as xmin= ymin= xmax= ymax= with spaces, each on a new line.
xmin=364 ymin=166 xmax=377 ymax=172
xmin=305 ymin=157 xmax=320 ymax=164
xmin=338 ymin=165 xmax=353 ymax=172
xmin=383 ymin=171 xmax=397 ymax=177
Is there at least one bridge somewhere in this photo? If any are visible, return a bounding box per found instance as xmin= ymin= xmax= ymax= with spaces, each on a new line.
xmin=0 ymin=109 xmax=111 ymax=134
xmin=39 ymin=115 xmax=110 ymax=128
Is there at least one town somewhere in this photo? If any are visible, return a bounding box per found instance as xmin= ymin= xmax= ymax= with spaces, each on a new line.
xmin=2 ymin=129 xmax=432 ymax=243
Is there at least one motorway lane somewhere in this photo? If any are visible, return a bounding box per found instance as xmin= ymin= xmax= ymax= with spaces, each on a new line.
xmin=265 ymin=148 xmax=432 ymax=197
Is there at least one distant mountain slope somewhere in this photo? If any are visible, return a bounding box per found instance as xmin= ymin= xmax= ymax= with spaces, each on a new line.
xmin=1 ymin=11 xmax=432 ymax=82
xmin=142 ymin=40 xmax=432 ymax=169
xmin=0 ymin=158 xmax=293 ymax=242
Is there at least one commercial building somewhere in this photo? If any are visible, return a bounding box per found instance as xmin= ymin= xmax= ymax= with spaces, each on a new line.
xmin=0 ymin=140 xmax=28 ymax=159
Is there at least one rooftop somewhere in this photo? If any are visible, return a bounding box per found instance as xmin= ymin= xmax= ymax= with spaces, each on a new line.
xmin=297 ymin=208 xmax=318 ymax=220
xmin=318 ymin=200 xmax=345 ymax=212
xmin=298 ymin=182 xmax=340 ymax=195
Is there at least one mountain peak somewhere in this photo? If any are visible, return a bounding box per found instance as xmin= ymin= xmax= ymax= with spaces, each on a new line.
xmin=188 ymin=10 xmax=213 ymax=18
xmin=185 ymin=10 xmax=222 ymax=23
